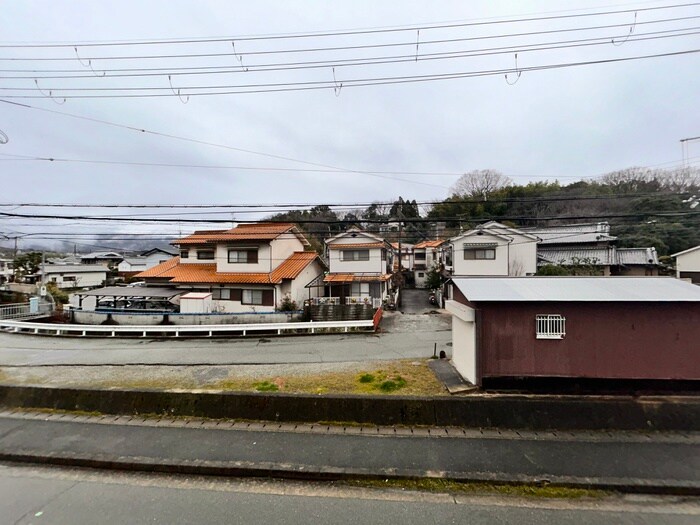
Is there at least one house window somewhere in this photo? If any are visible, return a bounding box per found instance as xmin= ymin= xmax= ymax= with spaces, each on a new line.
xmin=242 ymin=289 xmax=263 ymax=305
xmin=180 ymin=250 xmax=189 ymax=259
xmin=414 ymin=252 xmax=426 ymax=260
xmin=536 ymin=314 xmax=566 ymax=339
xmin=228 ymin=249 xmax=258 ymax=264
xmin=418 ymin=272 xmax=424 ymax=278
xmin=341 ymin=249 xmax=370 ymax=261
xmin=212 ymin=288 xmax=231 ymax=300
xmin=196 ymin=250 xmax=215 ymax=260
xmin=350 ymin=282 xmax=370 ymax=296
xmin=63 ymin=276 xmax=76 ymax=282
xmin=464 ymin=248 xmax=496 ymax=260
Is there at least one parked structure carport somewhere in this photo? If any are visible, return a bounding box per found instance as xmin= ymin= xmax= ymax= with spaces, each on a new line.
xmin=75 ymin=286 xmax=184 ymax=310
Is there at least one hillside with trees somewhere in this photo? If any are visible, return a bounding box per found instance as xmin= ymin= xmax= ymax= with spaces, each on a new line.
xmin=269 ymin=166 xmax=699 ymax=258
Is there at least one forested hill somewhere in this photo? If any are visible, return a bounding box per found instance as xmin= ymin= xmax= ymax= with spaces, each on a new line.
xmin=269 ymin=167 xmax=700 ymax=257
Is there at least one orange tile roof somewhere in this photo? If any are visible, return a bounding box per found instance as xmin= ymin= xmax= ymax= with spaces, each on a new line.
xmin=327 ymin=243 xmax=385 ymax=249
xmin=414 ymin=240 xmax=445 ymax=249
xmin=136 ymin=252 xmax=319 ymax=285
xmin=323 ymin=273 xmax=392 ymax=283
xmin=173 ymin=222 xmax=304 ymax=245
xmin=270 ymin=251 xmax=319 ymax=282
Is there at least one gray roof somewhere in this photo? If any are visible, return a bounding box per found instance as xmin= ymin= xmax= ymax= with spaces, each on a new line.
xmin=617 ymin=247 xmax=659 ymax=266
xmin=450 ymin=277 xmax=700 ymax=302
xmin=538 ymin=247 xmax=616 ymax=266
xmin=538 ymin=246 xmax=659 ymax=267
xmin=76 ymin=286 xmax=183 ymax=298
xmin=44 ymin=264 xmax=109 ymax=274
xmin=522 ymin=222 xmax=617 ymax=245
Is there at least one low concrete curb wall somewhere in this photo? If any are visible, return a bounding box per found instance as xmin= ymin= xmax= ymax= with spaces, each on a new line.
xmin=1 ymin=385 xmax=698 ymax=431
xmin=73 ymin=311 xmax=299 ymax=326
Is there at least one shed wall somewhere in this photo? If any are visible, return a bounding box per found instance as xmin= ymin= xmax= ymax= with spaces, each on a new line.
xmin=476 ymin=302 xmax=700 ymax=381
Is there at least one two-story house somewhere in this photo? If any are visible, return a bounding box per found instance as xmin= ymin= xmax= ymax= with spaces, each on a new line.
xmin=323 ymin=227 xmax=394 ymax=306
xmin=447 ymin=221 xmax=539 ymax=277
xmin=413 ymin=240 xmax=445 ymax=288
xmin=136 ymin=223 xmax=326 ymax=312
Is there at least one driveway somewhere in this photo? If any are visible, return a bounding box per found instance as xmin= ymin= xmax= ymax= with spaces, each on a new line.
xmin=399 ymin=288 xmax=434 ymax=314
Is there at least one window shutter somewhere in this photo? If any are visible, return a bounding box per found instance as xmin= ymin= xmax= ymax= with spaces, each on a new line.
xmin=262 ymin=289 xmax=274 ymax=306
xmin=230 ymin=289 xmax=242 ymax=301
xmin=248 ymin=250 xmax=258 ymax=264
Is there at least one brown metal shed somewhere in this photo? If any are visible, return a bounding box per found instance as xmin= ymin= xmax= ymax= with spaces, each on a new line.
xmin=446 ymin=277 xmax=700 ymax=387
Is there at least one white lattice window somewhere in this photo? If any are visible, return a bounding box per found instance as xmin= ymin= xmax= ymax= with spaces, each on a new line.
xmin=536 ymin=314 xmax=566 ymax=339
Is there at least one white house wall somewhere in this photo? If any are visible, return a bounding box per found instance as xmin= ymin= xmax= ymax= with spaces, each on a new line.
xmin=328 ymin=248 xmax=385 ymax=273
xmin=446 ymin=300 xmax=477 ymax=385
xmin=271 ymin=236 xmax=306 ymax=271
xmin=215 ymin=244 xmax=272 ymax=273
xmin=677 ymin=248 xmax=700 ymax=277
xmin=288 ymin=259 xmax=324 ymax=307
xmin=507 ymin=236 xmax=538 ymax=275
xmin=47 ymin=271 xmax=107 ymax=289
xmin=450 ymin=233 xmax=509 ymax=276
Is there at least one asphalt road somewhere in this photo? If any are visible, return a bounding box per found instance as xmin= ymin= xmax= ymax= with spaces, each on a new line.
xmin=2 ymin=464 xmax=698 ymax=525
xmin=0 ymin=311 xmax=451 ymax=366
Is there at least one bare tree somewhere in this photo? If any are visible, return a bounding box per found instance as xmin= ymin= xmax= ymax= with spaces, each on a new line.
xmin=450 ymin=170 xmax=513 ymax=200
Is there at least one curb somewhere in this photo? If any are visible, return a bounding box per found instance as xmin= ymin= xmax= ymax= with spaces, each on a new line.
xmin=2 ymin=384 xmax=699 ymax=431
xmin=1 ymin=450 xmax=697 ymax=496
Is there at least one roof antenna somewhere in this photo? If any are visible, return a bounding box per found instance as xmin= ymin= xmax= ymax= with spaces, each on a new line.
xmin=504 ymin=53 xmax=522 ymax=85
xmin=74 ymin=46 xmax=106 ymax=76
xmin=231 ymin=42 xmax=249 ymax=72
xmin=34 ymin=79 xmax=66 ymax=104
xmin=332 ymin=67 xmax=343 ymax=97
xmin=168 ymin=75 xmax=190 ymax=104
xmin=612 ymin=11 xmax=637 ymax=46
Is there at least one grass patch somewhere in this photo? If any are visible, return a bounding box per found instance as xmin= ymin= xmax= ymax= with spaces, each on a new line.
xmin=254 ymin=381 xmax=279 ymax=392
xmin=345 ymin=478 xmax=611 ymax=499
xmin=210 ymin=361 xmax=445 ymax=396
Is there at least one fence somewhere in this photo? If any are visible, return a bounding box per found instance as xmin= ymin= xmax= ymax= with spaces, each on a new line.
xmin=344 ymin=296 xmax=382 ymax=308
xmin=0 ymin=318 xmax=375 ymax=338
xmin=0 ymin=301 xmax=53 ymax=320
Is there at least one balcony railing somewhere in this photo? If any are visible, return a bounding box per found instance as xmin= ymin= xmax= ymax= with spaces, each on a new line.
xmin=345 ymin=296 xmax=382 ymax=308
xmin=308 ymin=297 xmax=341 ymax=306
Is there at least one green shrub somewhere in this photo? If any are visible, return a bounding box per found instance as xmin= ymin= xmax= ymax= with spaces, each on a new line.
xmin=358 ymin=373 xmax=375 ymax=383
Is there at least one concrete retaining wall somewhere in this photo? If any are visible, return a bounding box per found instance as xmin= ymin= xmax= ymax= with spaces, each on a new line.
xmin=73 ymin=311 xmax=300 ymax=326
xmin=1 ymin=384 xmax=698 ymax=431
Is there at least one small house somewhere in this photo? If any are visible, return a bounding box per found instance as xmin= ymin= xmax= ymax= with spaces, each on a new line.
xmin=673 ymin=245 xmax=700 ymax=284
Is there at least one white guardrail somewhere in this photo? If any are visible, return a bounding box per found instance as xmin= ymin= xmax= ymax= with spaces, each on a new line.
xmin=0 ymin=318 xmax=375 ymax=338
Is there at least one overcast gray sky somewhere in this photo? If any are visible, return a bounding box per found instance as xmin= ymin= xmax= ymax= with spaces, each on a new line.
xmin=0 ymin=0 xmax=699 ymax=250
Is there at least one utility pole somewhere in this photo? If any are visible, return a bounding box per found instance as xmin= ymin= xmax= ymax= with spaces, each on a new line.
xmin=680 ymin=136 xmax=700 ymax=168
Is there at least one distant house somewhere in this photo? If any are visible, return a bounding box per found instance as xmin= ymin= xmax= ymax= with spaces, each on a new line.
xmin=446 ymin=277 xmax=700 ymax=388
xmin=390 ymin=242 xmax=414 ymax=272
xmin=523 ymin=222 xmax=659 ymax=276
xmin=323 ymin=227 xmax=394 ymax=306
xmin=80 ymin=251 xmax=123 ymax=268
xmin=0 ymin=258 xmax=13 ymax=284
xmin=136 ymin=223 xmax=325 ymax=312
xmin=673 ymin=245 xmax=700 ymax=284
xmin=538 ymin=246 xmax=660 ymax=276
xmin=412 ymin=240 xmax=445 ymax=288
xmin=42 ymin=264 xmax=108 ymax=289
xmin=118 ymin=248 xmax=178 ymax=278
xmin=446 ymin=221 xmax=539 ymax=277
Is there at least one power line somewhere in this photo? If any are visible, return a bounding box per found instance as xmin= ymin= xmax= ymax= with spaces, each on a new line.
xmin=2 ymin=49 xmax=697 ymax=98
xmin=2 ymin=2 xmax=696 ymax=48
xmin=2 ymin=15 xmax=697 ymax=66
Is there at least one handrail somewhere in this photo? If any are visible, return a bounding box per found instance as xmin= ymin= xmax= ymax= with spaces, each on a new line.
xmin=0 ymin=318 xmax=375 ymax=338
